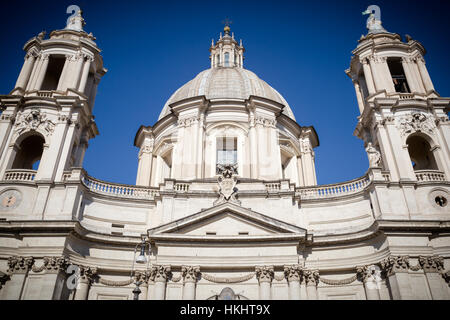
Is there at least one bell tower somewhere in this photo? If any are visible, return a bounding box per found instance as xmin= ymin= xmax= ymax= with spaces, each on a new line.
xmin=346 ymin=5 xmax=450 ymax=216
xmin=0 ymin=7 xmax=107 ymax=184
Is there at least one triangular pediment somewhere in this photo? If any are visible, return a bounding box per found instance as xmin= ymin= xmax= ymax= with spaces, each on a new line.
xmin=147 ymin=202 xmax=307 ymax=242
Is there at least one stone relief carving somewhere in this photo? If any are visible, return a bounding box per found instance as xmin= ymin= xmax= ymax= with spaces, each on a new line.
xmin=214 ymin=164 xmax=240 ymax=205
xmin=254 ymin=116 xmax=276 ymax=128
xmin=150 ymin=265 xmax=171 ymax=282
xmin=31 ymin=256 xmax=70 ymax=273
xmin=419 ymin=255 xmax=445 ymax=273
xmin=365 ymin=142 xmax=382 ymax=168
xmin=7 ymin=256 xmax=34 ymax=274
xmin=14 ymin=109 xmax=55 ymax=136
xmin=201 ymin=272 xmax=254 ymax=284
xmin=303 ymin=269 xmax=320 ymax=286
xmin=380 ymin=255 xmax=410 ymax=276
xmin=396 ymin=112 xmax=435 ymax=137
xmin=283 ymin=265 xmax=303 ymax=282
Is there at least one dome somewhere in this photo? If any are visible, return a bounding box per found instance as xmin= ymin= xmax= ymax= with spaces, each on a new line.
xmin=158 ymin=67 xmax=296 ymax=120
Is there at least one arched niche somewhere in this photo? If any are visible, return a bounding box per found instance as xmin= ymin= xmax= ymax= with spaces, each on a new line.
xmin=406 ymin=133 xmax=439 ymax=171
xmin=11 ymin=133 xmax=45 ymax=170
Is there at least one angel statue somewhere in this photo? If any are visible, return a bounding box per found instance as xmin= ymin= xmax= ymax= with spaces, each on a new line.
xmin=365 ymin=142 xmax=382 ymax=168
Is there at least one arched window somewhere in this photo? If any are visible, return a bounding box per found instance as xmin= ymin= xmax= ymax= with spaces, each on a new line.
xmin=12 ymin=134 xmax=45 ymax=170
xmin=406 ymin=135 xmax=438 ymax=170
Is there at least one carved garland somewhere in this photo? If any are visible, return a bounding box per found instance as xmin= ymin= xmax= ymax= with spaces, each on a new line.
xmin=98 ymin=277 xmax=134 ymax=287
xmin=201 ymin=273 xmax=255 ymax=284
xmin=320 ymin=274 xmax=358 ymax=286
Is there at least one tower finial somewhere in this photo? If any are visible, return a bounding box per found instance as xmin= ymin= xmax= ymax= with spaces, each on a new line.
xmin=222 ymin=18 xmax=232 ymax=35
xmin=362 ymin=5 xmax=387 ymax=34
xmin=65 ymin=5 xmax=86 ymax=32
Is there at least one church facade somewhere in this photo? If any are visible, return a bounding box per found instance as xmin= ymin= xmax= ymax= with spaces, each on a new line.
xmin=0 ymin=6 xmax=449 ymax=300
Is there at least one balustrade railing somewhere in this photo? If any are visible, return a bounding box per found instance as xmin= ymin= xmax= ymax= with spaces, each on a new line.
xmin=415 ymin=170 xmax=446 ymax=182
xmin=265 ymin=182 xmax=281 ymax=191
xmin=3 ymin=169 xmax=36 ymax=182
xmin=297 ymin=175 xmax=370 ymax=200
xmin=81 ymin=174 xmax=159 ymax=199
xmin=174 ymin=183 xmax=190 ymax=192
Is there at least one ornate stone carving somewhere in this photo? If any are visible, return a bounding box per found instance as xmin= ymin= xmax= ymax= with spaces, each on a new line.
xmin=201 ymin=272 xmax=254 ymax=284
xmin=79 ymin=265 xmax=98 ymax=283
xmin=303 ymin=269 xmax=319 ymax=286
xmin=320 ymin=274 xmax=358 ymax=286
xmin=177 ymin=116 xmax=199 ymax=128
xmin=7 ymin=256 xmax=34 ymax=274
xmin=31 ymin=256 xmax=70 ymax=273
xmin=181 ymin=266 xmax=201 ymax=283
xmin=150 ymin=265 xmax=171 ymax=282
xmin=356 ymin=265 xmax=382 ymax=286
xmin=283 ymin=265 xmax=303 ymax=282
xmin=365 ymin=142 xmax=381 ymax=168
xmin=139 ymin=139 xmax=154 ymax=158
xmin=214 ymin=164 xmax=240 ymax=205
xmin=14 ymin=109 xmax=55 ymax=136
xmin=255 ymin=266 xmax=274 ymax=283
xmin=98 ymin=277 xmax=134 ymax=287
xmin=134 ymin=271 xmax=150 ymax=284
xmin=300 ymin=138 xmax=312 ymax=154
xmin=419 ymin=256 xmax=444 ymax=273
xmin=0 ymin=271 xmax=9 ymax=290
xmin=396 ymin=113 xmax=435 ymax=137
xmin=380 ymin=255 xmax=409 ymax=276
xmin=254 ymin=116 xmax=276 ymax=128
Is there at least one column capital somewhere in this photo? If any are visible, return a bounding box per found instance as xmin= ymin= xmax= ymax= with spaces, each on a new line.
xmin=134 ymin=271 xmax=150 ymax=285
xmin=7 ymin=256 xmax=34 ymax=274
xmin=255 ymin=266 xmax=274 ymax=283
xmin=150 ymin=265 xmax=171 ymax=283
xmin=419 ymin=255 xmax=445 ymax=273
xmin=356 ymin=264 xmax=382 ymax=283
xmin=380 ymin=255 xmax=409 ymax=276
xmin=78 ymin=265 xmax=98 ymax=284
xmin=181 ymin=266 xmax=201 ymax=283
xmin=283 ymin=264 xmax=303 ymax=282
xmin=303 ymin=269 xmax=319 ymax=286
xmin=31 ymin=256 xmax=70 ymax=273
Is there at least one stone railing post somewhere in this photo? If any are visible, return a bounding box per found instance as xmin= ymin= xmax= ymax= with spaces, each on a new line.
xmin=255 ymin=266 xmax=274 ymax=300
xmin=182 ymin=266 xmax=200 ymax=300
xmin=284 ymin=265 xmax=302 ymax=300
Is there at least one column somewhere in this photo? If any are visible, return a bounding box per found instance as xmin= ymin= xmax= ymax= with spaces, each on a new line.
xmin=26 ymin=55 xmax=41 ymax=91
xmin=401 ymin=57 xmax=419 ymax=93
xmin=304 ymin=270 xmax=319 ymax=300
xmin=56 ymin=56 xmax=70 ymax=91
xmin=299 ymin=137 xmax=316 ymax=186
xmin=248 ymin=111 xmax=258 ymax=178
xmin=284 ymin=265 xmax=302 ymax=300
xmin=151 ymin=265 xmax=171 ymax=300
xmin=196 ymin=111 xmax=205 ymax=178
xmin=362 ymin=59 xmax=376 ymax=94
xmin=368 ymin=56 xmax=384 ymax=92
xmin=380 ymin=256 xmax=413 ymax=300
xmin=136 ymin=138 xmax=154 ymax=186
xmin=15 ymin=53 xmax=36 ymax=92
xmin=296 ymin=156 xmax=305 ymax=187
xmin=69 ymin=54 xmax=85 ymax=90
xmin=416 ymin=57 xmax=435 ymax=93
xmin=378 ymin=58 xmax=396 ymax=93
xmin=78 ymin=57 xmax=93 ymax=93
xmin=352 ymin=80 xmax=365 ymax=114
xmin=182 ymin=266 xmax=200 ymax=300
xmin=255 ymin=266 xmax=274 ymax=300
xmin=74 ymin=266 xmax=97 ymax=300
xmin=419 ymin=256 xmax=450 ymax=300
xmin=33 ymin=54 xmax=50 ymax=90
xmin=1 ymin=256 xmax=34 ymax=300
xmin=357 ymin=265 xmax=381 ymax=300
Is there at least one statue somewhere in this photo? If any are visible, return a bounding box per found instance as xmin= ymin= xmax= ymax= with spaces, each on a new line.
xmin=362 ymin=5 xmax=387 ymax=34
xmin=37 ymin=31 xmax=46 ymax=40
xmin=65 ymin=5 xmax=85 ymax=32
xmin=214 ymin=164 xmax=240 ymax=205
xmin=365 ymin=142 xmax=381 ymax=168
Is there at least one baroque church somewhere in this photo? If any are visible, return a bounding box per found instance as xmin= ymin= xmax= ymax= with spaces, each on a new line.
xmin=0 ymin=5 xmax=449 ymax=300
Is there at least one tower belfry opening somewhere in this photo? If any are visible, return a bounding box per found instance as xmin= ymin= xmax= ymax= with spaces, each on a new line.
xmin=40 ymin=55 xmax=66 ymax=91
xmin=387 ymin=57 xmax=410 ymax=93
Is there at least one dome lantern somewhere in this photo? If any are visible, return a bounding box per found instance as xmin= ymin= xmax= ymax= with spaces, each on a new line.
xmin=210 ymin=23 xmax=244 ymax=69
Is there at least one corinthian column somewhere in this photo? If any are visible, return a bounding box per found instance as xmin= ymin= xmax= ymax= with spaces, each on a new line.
xmin=304 ymin=269 xmax=319 ymax=300
xmin=284 ymin=265 xmax=302 ymax=300
xmin=74 ymin=266 xmax=97 ymax=300
xmin=362 ymin=59 xmax=376 ymax=94
xmin=151 ymin=265 xmax=171 ymax=300
xmin=255 ymin=266 xmax=274 ymax=300
xmin=415 ymin=56 xmax=435 ymax=93
xmin=357 ymin=265 xmax=381 ymax=300
xmin=182 ymin=266 xmax=200 ymax=300
xmin=34 ymin=54 xmax=50 ymax=90
xmin=15 ymin=53 xmax=36 ymax=92
xmin=380 ymin=256 xmax=412 ymax=300
xmin=419 ymin=256 xmax=450 ymax=300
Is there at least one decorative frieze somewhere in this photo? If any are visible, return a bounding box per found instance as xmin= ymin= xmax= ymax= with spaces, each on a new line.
xmin=254 ymin=116 xmax=276 ymax=128
xmin=201 ymin=272 xmax=254 ymax=284
xmin=177 ymin=116 xmax=199 ymax=128
xmin=78 ymin=265 xmax=98 ymax=284
xmin=255 ymin=266 xmax=274 ymax=283
xmin=31 ymin=256 xmax=70 ymax=273
xmin=396 ymin=112 xmax=435 ymax=137
xmin=419 ymin=255 xmax=444 ymax=273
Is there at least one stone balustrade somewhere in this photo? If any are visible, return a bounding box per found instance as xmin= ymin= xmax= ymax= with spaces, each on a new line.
xmin=265 ymin=182 xmax=281 ymax=191
xmin=381 ymin=171 xmax=391 ymax=182
xmin=415 ymin=170 xmax=446 ymax=182
xmin=3 ymin=169 xmax=36 ymax=182
xmin=297 ymin=175 xmax=370 ymax=200
xmin=174 ymin=183 xmax=190 ymax=192
xmin=81 ymin=174 xmax=159 ymax=200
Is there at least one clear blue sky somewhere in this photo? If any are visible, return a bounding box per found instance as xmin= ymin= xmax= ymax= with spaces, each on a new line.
xmin=1 ymin=0 xmax=449 ymax=185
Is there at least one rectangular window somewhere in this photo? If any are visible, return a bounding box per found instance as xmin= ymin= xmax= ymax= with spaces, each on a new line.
xmin=216 ymin=137 xmax=237 ymax=167
xmin=224 ymin=53 xmax=230 ymax=67
xmin=41 ymin=55 xmax=66 ymax=91
xmin=387 ymin=58 xmax=410 ymax=93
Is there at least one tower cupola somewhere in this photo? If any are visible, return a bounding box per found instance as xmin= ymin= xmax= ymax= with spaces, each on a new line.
xmin=209 ymin=23 xmax=245 ymax=68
